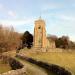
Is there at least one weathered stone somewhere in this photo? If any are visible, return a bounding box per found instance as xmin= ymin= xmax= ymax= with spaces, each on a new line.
xmin=0 ymin=67 xmax=26 ymax=75
xmin=34 ymin=18 xmax=55 ymax=52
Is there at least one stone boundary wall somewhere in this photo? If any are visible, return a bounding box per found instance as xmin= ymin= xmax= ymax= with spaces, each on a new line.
xmin=23 ymin=48 xmax=75 ymax=53
xmin=0 ymin=67 xmax=26 ymax=75
xmin=16 ymin=54 xmax=72 ymax=75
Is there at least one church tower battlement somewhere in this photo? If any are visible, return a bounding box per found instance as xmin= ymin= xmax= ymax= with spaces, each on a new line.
xmin=34 ymin=18 xmax=47 ymax=48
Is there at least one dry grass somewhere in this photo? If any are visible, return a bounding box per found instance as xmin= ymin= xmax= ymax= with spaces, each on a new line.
xmin=18 ymin=48 xmax=75 ymax=74
xmin=0 ymin=50 xmax=16 ymax=74
xmin=15 ymin=57 xmax=48 ymax=75
xmin=2 ymin=50 xmax=16 ymax=57
xmin=28 ymin=52 xmax=75 ymax=74
xmin=1 ymin=49 xmax=75 ymax=75
xmin=0 ymin=60 xmax=11 ymax=74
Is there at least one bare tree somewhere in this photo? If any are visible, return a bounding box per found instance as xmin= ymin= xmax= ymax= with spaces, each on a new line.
xmin=0 ymin=25 xmax=21 ymax=53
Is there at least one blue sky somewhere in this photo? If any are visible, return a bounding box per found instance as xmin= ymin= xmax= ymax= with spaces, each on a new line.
xmin=0 ymin=0 xmax=75 ymax=41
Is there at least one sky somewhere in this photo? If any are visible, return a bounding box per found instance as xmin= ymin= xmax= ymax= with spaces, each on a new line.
xmin=0 ymin=0 xmax=75 ymax=41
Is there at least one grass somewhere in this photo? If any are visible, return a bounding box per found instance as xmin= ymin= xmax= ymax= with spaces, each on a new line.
xmin=2 ymin=50 xmax=16 ymax=57
xmin=1 ymin=49 xmax=75 ymax=75
xmin=15 ymin=57 xmax=48 ymax=75
xmin=0 ymin=50 xmax=16 ymax=74
xmin=19 ymin=48 xmax=75 ymax=74
xmin=27 ymin=51 xmax=75 ymax=75
xmin=0 ymin=60 xmax=11 ymax=74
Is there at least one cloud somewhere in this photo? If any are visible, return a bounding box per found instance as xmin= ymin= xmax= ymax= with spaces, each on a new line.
xmin=0 ymin=3 xmax=4 ymax=10
xmin=45 ymin=13 xmax=75 ymax=22
xmin=8 ymin=10 xmax=16 ymax=17
xmin=70 ymin=35 xmax=75 ymax=42
xmin=0 ymin=18 xmax=35 ymax=33
xmin=41 ymin=2 xmax=64 ymax=12
xmin=57 ymin=15 xmax=75 ymax=21
xmin=0 ymin=18 xmax=35 ymax=26
xmin=0 ymin=3 xmax=17 ymax=18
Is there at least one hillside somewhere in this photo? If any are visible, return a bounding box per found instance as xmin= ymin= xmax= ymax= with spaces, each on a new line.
xmin=19 ymin=48 xmax=75 ymax=75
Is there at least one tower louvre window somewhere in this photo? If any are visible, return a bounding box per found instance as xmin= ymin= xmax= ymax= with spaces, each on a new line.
xmin=38 ymin=26 xmax=41 ymax=29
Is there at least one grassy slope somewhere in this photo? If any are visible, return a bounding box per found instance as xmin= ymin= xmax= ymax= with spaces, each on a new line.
xmin=0 ymin=61 xmax=11 ymax=74
xmin=28 ymin=52 xmax=75 ymax=74
xmin=18 ymin=48 xmax=75 ymax=74
xmin=1 ymin=49 xmax=75 ymax=75
xmin=0 ymin=50 xmax=16 ymax=74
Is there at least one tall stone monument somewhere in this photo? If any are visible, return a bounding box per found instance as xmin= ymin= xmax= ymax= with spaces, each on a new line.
xmin=34 ymin=18 xmax=47 ymax=49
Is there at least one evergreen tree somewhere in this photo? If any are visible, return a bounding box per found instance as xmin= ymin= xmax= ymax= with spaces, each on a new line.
xmin=21 ymin=31 xmax=33 ymax=48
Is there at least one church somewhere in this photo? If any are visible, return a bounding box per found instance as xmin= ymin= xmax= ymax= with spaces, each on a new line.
xmin=34 ymin=18 xmax=55 ymax=51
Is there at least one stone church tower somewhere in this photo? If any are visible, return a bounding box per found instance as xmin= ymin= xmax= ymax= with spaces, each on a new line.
xmin=34 ymin=18 xmax=47 ymax=48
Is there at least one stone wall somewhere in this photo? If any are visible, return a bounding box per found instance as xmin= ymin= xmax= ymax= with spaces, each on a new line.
xmin=0 ymin=67 xmax=26 ymax=75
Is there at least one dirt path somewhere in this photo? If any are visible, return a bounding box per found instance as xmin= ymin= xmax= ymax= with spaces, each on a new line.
xmin=15 ymin=58 xmax=48 ymax=75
